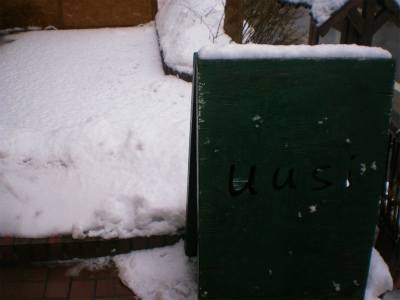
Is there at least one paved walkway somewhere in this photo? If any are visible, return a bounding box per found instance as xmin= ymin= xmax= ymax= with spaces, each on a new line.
xmin=0 ymin=262 xmax=139 ymax=300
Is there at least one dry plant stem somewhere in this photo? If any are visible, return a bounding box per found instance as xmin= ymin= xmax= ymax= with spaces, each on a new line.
xmin=173 ymin=0 xmax=226 ymax=42
xmin=243 ymin=0 xmax=306 ymax=45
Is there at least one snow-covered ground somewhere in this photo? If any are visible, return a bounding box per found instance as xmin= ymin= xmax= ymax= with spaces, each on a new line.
xmin=0 ymin=23 xmax=192 ymax=239
xmin=0 ymin=0 xmax=234 ymax=241
xmin=0 ymin=0 xmax=398 ymax=298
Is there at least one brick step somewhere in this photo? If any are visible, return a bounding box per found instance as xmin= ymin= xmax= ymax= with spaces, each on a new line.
xmin=161 ymin=58 xmax=193 ymax=82
xmin=156 ymin=33 xmax=192 ymax=83
xmin=0 ymin=234 xmax=183 ymax=264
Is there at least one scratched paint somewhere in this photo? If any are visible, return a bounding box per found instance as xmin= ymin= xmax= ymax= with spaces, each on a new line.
xmin=361 ymin=163 xmax=367 ymax=175
xmin=332 ymin=281 xmax=341 ymax=292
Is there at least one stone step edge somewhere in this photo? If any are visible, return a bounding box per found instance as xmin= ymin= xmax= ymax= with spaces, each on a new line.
xmin=155 ymin=27 xmax=193 ymax=83
xmin=0 ymin=233 xmax=184 ymax=264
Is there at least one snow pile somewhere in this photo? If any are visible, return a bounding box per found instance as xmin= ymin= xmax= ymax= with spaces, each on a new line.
xmin=364 ymin=248 xmax=393 ymax=300
xmin=155 ymin=0 xmax=232 ymax=75
xmin=198 ymin=44 xmax=392 ymax=60
xmin=113 ymin=240 xmax=197 ymax=300
xmin=0 ymin=24 xmax=192 ymax=238
xmin=65 ymin=256 xmax=112 ymax=277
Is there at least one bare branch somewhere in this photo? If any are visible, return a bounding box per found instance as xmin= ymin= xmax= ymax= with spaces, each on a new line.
xmin=243 ymin=0 xmax=306 ymax=45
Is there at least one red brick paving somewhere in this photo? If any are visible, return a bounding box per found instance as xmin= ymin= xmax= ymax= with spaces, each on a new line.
xmin=24 ymin=266 xmax=48 ymax=281
xmin=44 ymin=276 xmax=70 ymax=298
xmin=96 ymin=279 xmax=115 ymax=297
xmin=0 ymin=234 xmax=183 ymax=299
xmin=70 ymin=280 xmax=95 ymax=300
xmin=0 ymin=262 xmax=140 ymax=300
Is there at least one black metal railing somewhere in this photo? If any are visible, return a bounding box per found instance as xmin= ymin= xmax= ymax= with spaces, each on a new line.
xmin=379 ymin=81 xmax=400 ymax=243
xmin=377 ymin=84 xmax=400 ymax=283
xmin=379 ymin=125 xmax=400 ymax=243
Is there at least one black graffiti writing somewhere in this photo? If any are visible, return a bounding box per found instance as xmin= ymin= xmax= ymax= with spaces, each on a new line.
xmin=228 ymin=157 xmax=355 ymax=196
xmin=229 ymin=165 xmax=257 ymax=196
xmin=273 ymin=167 xmax=296 ymax=190
xmin=311 ymin=165 xmax=333 ymax=191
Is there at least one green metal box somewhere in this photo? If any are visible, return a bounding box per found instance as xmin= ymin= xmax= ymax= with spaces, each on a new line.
xmin=186 ymin=54 xmax=396 ymax=299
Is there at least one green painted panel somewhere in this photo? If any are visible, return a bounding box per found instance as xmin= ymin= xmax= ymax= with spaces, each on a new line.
xmin=193 ymin=56 xmax=395 ymax=299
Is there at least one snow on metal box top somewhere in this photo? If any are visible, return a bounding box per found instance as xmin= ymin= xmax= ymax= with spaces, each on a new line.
xmin=198 ymin=44 xmax=392 ymax=60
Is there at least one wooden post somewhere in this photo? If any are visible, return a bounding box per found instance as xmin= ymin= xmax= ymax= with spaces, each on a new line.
xmin=224 ymin=0 xmax=244 ymax=44
xmin=308 ymin=17 xmax=319 ymax=45
xmin=57 ymin=0 xmax=64 ymax=29
xmin=361 ymin=0 xmax=377 ymax=45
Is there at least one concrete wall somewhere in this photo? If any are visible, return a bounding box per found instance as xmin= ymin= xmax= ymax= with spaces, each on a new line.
xmin=0 ymin=0 xmax=157 ymax=29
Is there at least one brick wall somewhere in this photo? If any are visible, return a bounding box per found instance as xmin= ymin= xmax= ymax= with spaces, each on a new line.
xmin=0 ymin=234 xmax=183 ymax=264
xmin=0 ymin=0 xmax=157 ymax=30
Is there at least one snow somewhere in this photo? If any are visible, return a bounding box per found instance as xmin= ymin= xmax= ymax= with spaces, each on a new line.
xmin=198 ymin=44 xmax=392 ymax=60
xmin=155 ymin=0 xmax=231 ymax=75
xmin=0 ymin=0 xmax=236 ymax=239
xmin=113 ymin=240 xmax=197 ymax=300
xmin=364 ymin=248 xmax=393 ymax=300
xmin=65 ymin=256 xmax=112 ymax=277
xmin=0 ymin=23 xmax=192 ymax=238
